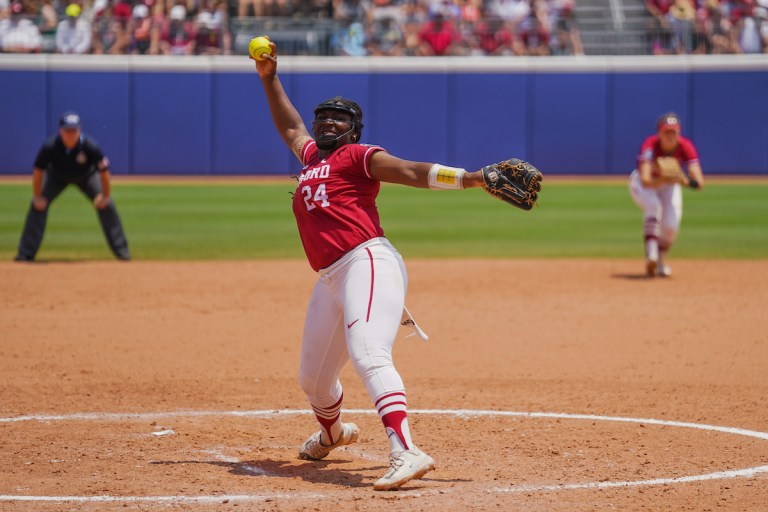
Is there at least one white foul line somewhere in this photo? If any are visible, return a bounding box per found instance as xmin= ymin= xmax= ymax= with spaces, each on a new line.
xmin=0 ymin=493 xmax=324 ymax=503
xmin=490 ymin=465 xmax=768 ymax=494
xmin=1 ymin=409 xmax=767 ymax=503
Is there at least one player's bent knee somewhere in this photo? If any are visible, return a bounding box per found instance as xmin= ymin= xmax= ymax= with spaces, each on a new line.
xmin=297 ymin=372 xmax=341 ymax=402
xmin=350 ymin=351 xmax=394 ymax=376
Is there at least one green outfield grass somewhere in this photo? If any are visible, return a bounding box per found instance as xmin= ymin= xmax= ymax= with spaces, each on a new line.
xmin=0 ymin=181 xmax=766 ymax=261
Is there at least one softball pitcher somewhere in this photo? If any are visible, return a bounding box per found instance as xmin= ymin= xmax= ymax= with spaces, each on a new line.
xmin=628 ymin=112 xmax=703 ymax=277
xmin=252 ymin=41 xmax=541 ymax=490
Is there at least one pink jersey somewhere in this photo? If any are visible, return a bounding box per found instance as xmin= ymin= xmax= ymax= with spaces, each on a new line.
xmin=637 ymin=134 xmax=699 ymax=178
xmin=292 ymin=140 xmax=386 ymax=271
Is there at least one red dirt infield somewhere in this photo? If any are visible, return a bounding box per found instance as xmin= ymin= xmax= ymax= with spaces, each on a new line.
xmin=1 ymin=259 xmax=767 ymax=511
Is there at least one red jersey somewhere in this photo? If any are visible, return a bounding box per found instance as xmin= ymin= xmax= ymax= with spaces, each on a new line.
xmin=637 ymin=134 xmax=699 ymax=178
xmin=293 ymin=140 xmax=386 ymax=271
xmin=418 ymin=19 xmax=461 ymax=56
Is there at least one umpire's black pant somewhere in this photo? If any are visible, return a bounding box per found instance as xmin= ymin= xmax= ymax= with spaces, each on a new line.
xmin=16 ymin=172 xmax=131 ymax=261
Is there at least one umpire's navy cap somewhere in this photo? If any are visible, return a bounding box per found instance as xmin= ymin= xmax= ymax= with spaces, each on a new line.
xmin=59 ymin=111 xmax=81 ymax=129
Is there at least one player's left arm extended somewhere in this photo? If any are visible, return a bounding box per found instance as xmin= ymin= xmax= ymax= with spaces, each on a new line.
xmin=370 ymin=152 xmax=542 ymax=210
xmin=369 ymin=152 xmax=484 ymax=189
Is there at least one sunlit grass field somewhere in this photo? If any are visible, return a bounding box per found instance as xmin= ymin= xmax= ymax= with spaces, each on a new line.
xmin=0 ymin=180 xmax=766 ymax=261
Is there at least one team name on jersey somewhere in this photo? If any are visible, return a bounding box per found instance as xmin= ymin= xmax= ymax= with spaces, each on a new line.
xmin=298 ymin=164 xmax=331 ymax=183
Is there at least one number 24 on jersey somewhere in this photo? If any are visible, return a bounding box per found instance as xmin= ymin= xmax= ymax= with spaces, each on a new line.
xmin=302 ymin=183 xmax=330 ymax=211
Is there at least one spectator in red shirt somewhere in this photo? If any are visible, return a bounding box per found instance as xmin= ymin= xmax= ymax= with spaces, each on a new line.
xmin=472 ymin=15 xmax=519 ymax=55
xmin=417 ymin=10 xmax=462 ymax=55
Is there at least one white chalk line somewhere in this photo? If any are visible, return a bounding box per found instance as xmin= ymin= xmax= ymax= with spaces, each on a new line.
xmin=490 ymin=465 xmax=768 ymax=494
xmin=2 ymin=409 xmax=767 ymax=503
xmin=0 ymin=494 xmax=324 ymax=503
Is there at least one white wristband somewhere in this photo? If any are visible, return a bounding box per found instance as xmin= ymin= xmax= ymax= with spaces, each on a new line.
xmin=427 ymin=163 xmax=466 ymax=190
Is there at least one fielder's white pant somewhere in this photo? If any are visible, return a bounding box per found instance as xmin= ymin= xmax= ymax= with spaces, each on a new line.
xmin=628 ymin=169 xmax=683 ymax=252
xmin=298 ymin=237 xmax=407 ymax=410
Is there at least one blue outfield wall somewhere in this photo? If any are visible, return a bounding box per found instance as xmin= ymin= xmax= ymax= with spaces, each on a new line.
xmin=0 ymin=54 xmax=766 ymax=176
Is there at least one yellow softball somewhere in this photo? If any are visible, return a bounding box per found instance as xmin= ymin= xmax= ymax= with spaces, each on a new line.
xmin=248 ymin=36 xmax=272 ymax=61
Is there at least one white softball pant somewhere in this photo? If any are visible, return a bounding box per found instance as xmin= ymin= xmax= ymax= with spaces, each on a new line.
xmin=628 ymin=169 xmax=683 ymax=250
xmin=298 ymin=237 xmax=407 ymax=410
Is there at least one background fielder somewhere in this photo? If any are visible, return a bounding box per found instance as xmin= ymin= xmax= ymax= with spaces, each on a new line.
xmin=628 ymin=112 xmax=703 ymax=277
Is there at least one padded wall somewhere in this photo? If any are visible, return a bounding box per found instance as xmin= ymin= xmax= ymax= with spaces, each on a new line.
xmin=1 ymin=57 xmax=765 ymax=175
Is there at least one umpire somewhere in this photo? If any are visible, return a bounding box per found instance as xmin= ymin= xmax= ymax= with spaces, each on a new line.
xmin=14 ymin=111 xmax=131 ymax=261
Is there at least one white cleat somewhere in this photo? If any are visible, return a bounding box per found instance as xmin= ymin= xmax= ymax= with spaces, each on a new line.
xmin=657 ymin=263 xmax=672 ymax=277
xmin=298 ymin=422 xmax=359 ymax=460
xmin=645 ymin=259 xmax=658 ymax=277
xmin=373 ymin=446 xmax=435 ymax=491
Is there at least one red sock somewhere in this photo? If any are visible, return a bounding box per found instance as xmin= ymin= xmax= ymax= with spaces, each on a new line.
xmin=376 ymin=391 xmax=412 ymax=452
xmin=311 ymin=393 xmax=343 ymax=444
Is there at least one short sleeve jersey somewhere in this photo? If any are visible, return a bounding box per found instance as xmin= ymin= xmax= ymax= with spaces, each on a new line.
xmin=637 ymin=134 xmax=699 ymax=178
xmin=34 ymin=135 xmax=109 ymax=183
xmin=292 ymin=140 xmax=386 ymax=271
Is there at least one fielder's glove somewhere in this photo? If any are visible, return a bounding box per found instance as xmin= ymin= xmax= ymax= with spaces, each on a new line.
xmin=655 ymin=157 xmax=684 ymax=183
xmin=481 ymin=158 xmax=543 ymax=210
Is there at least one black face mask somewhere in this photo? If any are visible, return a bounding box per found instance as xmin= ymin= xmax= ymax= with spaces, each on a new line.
xmin=316 ymin=125 xmax=356 ymax=150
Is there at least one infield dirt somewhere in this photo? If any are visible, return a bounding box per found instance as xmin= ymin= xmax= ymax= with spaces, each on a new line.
xmin=1 ymin=259 xmax=767 ymax=511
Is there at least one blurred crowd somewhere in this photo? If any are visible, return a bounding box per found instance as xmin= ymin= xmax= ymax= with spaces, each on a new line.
xmin=1 ymin=0 xmax=765 ymax=56
xmin=645 ymin=0 xmax=768 ymax=54
xmin=0 ymin=0 xmax=584 ymax=55
xmin=0 ymin=0 xmax=231 ymax=54
xmin=329 ymin=0 xmax=583 ymax=56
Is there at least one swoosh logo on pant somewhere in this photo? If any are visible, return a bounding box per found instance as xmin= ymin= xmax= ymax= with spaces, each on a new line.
xmin=347 ymin=319 xmax=359 ymax=329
